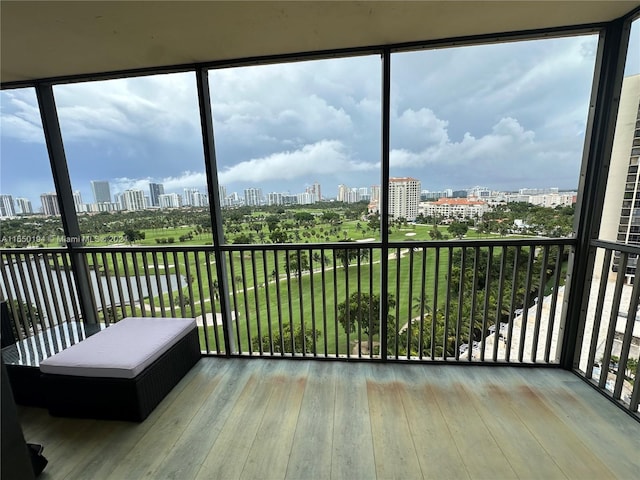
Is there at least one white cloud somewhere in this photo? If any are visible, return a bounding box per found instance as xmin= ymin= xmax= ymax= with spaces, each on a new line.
xmin=219 ymin=140 xmax=376 ymax=184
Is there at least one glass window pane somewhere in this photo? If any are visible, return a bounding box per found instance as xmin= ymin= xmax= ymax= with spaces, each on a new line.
xmin=391 ymin=34 xmax=598 ymax=240
xmin=53 ymin=72 xmax=210 ymax=245
xmin=209 ymin=55 xmax=381 ymax=244
xmin=0 ymin=88 xmax=63 ymax=246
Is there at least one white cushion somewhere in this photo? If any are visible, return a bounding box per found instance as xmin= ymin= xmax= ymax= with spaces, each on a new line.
xmin=39 ymin=317 xmax=196 ymax=379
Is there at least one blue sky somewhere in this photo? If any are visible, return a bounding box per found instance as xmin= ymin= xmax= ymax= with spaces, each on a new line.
xmin=1 ymin=23 xmax=639 ymax=211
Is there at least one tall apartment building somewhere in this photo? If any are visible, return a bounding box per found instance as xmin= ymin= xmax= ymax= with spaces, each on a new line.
xmin=149 ymin=183 xmax=165 ymax=207
xmin=388 ymin=177 xmax=421 ymax=221
xmin=72 ymin=191 xmax=84 ymax=213
xmin=15 ymin=197 xmax=33 ymax=215
xmin=40 ymin=192 xmax=60 ymax=216
xmin=244 ymin=188 xmax=263 ymax=207
xmin=599 ymin=74 xmax=640 ymax=281
xmin=0 ymin=195 xmax=15 ymax=218
xmin=91 ymin=180 xmax=111 ymax=204
xmin=306 ymin=181 xmax=321 ymax=202
xmin=159 ymin=193 xmax=182 ymax=209
xmin=120 ymin=189 xmax=146 ymax=211
xmin=218 ymin=185 xmax=228 ymax=207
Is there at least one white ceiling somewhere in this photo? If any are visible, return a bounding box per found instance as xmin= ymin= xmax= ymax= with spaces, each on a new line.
xmin=1 ymin=1 xmax=639 ymax=84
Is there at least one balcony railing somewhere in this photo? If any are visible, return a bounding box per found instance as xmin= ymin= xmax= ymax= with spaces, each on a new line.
xmin=3 ymin=236 xmax=640 ymax=417
xmin=575 ymin=239 xmax=640 ymax=414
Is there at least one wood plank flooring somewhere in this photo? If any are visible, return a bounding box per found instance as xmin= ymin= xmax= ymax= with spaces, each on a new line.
xmin=17 ymin=358 xmax=640 ymax=480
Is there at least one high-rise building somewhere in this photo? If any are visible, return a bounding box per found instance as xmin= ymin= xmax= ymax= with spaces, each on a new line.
xmin=72 ymin=191 xmax=84 ymax=213
xmin=370 ymin=185 xmax=381 ymax=203
xmin=120 ymin=189 xmax=146 ymax=211
xmin=388 ymin=177 xmax=421 ymax=220
xmin=15 ymin=197 xmax=33 ymax=215
xmin=219 ymin=185 xmax=227 ymax=207
xmin=91 ymin=180 xmax=111 ymax=203
xmin=192 ymin=192 xmax=209 ymax=207
xmin=149 ymin=183 xmax=165 ymax=207
xmin=306 ymin=181 xmax=321 ymax=202
xmin=268 ymin=192 xmax=283 ymax=206
xmin=159 ymin=193 xmax=182 ymax=209
xmin=244 ymin=188 xmax=263 ymax=207
xmin=40 ymin=192 xmax=60 ymax=216
xmin=600 ymin=74 xmax=640 ymax=281
xmin=0 ymin=195 xmax=16 ymax=218
xmin=337 ymin=184 xmax=350 ymax=202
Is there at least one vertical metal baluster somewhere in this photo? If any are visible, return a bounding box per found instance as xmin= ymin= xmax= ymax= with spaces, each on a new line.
xmin=432 ymin=247 xmax=439 ymax=361
xmin=406 ymin=248 xmax=414 ymax=360
xmin=613 ymin=265 xmax=640 ymax=400
xmin=121 ymin=252 xmax=137 ymax=316
xmin=394 ymin=247 xmax=401 ymax=360
xmin=418 ymin=247 xmax=426 ymax=360
xmin=308 ymin=248 xmax=317 ymax=357
xmin=344 ymin=247 xmax=350 ymax=359
xmin=16 ymin=255 xmax=44 ymax=357
xmin=50 ymin=253 xmax=72 ymax=335
xmin=368 ymin=247 xmax=374 ymax=359
xmin=252 ymin=251 xmax=263 ymax=356
xmin=240 ymin=251 xmax=252 ymax=355
xmin=274 ymin=250 xmax=284 ymax=355
xmin=321 ymin=247 xmax=329 ymax=358
xmin=480 ymin=246 xmax=493 ymax=362
xmin=174 ymin=251 xmax=186 ymax=318
xmin=598 ymin=252 xmax=628 ymax=389
xmin=141 ymin=252 xmax=155 ymax=316
xmin=531 ymin=245 xmax=550 ymax=363
xmin=493 ymin=247 xmax=507 ymax=362
xmin=194 ymin=251 xmax=210 ymax=354
xmin=518 ymin=247 xmax=535 ymax=363
xmin=163 ymin=251 xmax=175 ymax=317
xmin=204 ymin=250 xmax=218 ymax=354
xmin=262 ymin=250 xmax=273 ymax=356
xmin=1 ymin=253 xmax=26 ymax=341
xmin=443 ymin=247 xmax=453 ymax=361
xmin=297 ymin=249 xmax=306 ymax=356
xmin=90 ymin=252 xmax=107 ymax=324
xmin=455 ymin=247 xmax=466 ymax=361
xmin=101 ymin=252 xmax=116 ymax=325
xmin=467 ymin=247 xmax=479 ymax=362
xmin=110 ymin=252 xmax=126 ymax=319
xmin=228 ymin=252 xmax=242 ymax=354
xmin=357 ymin=249 xmax=362 ymax=358
xmin=184 ymin=251 xmax=197 ymax=318
xmin=285 ymin=251 xmax=295 ymax=355
xmin=30 ymin=253 xmax=57 ymax=354
xmin=630 ymin=359 xmax=640 ymax=412
xmin=152 ymin=252 xmax=164 ymax=315
xmin=332 ymin=250 xmax=339 ymax=357
xmin=131 ymin=252 xmax=146 ymax=317
xmin=43 ymin=252 xmax=65 ymax=344
xmin=545 ymin=245 xmax=565 ymax=363
xmin=60 ymin=253 xmax=81 ymax=326
xmin=506 ymin=247 xmax=521 ymax=363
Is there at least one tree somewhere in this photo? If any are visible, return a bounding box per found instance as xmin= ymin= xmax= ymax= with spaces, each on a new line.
xmin=337 ymin=292 xmax=396 ymax=337
xmin=285 ymin=251 xmax=309 ymax=277
xmin=448 ymin=221 xmax=468 ymax=239
xmin=251 ymin=323 xmax=322 ymax=354
xmin=123 ymin=229 xmax=145 ymax=244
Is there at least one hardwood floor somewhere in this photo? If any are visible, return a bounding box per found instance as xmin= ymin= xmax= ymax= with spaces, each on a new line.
xmin=17 ymin=358 xmax=640 ymax=480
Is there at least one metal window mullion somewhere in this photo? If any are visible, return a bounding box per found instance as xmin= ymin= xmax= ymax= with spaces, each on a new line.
xmin=380 ymin=48 xmax=391 ymax=361
xmin=196 ymin=67 xmax=234 ymax=355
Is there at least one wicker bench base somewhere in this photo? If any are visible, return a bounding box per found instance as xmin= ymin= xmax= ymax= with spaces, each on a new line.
xmin=42 ymin=327 xmax=200 ymax=422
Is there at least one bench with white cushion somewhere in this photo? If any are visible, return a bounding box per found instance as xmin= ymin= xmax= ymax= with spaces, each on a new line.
xmin=39 ymin=317 xmax=200 ymax=421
